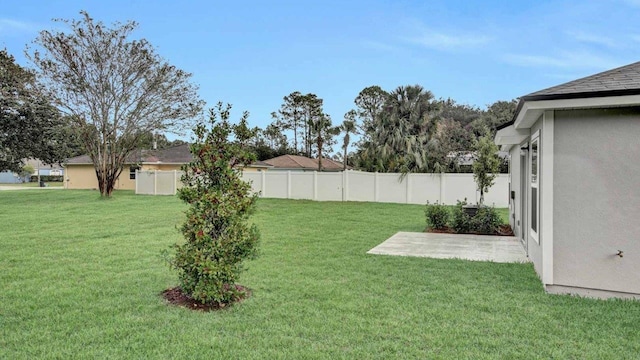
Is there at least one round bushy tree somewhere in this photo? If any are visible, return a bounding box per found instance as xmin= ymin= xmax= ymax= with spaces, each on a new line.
xmin=170 ymin=102 xmax=260 ymax=305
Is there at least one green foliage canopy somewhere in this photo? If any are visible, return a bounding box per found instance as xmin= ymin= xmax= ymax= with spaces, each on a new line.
xmin=356 ymin=85 xmax=441 ymax=173
xmin=0 ymin=49 xmax=72 ymax=172
xmin=472 ymin=135 xmax=500 ymax=205
xmin=169 ymin=103 xmax=260 ymax=305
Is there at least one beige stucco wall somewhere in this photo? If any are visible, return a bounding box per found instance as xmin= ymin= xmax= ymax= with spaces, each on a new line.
xmin=65 ymin=163 xmax=183 ymax=190
xmin=553 ymin=107 xmax=640 ymax=294
xmin=143 ymin=164 xmax=183 ymax=171
xmin=65 ymin=164 xmax=99 ymax=190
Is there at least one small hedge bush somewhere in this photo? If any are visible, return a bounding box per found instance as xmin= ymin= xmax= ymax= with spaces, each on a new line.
xmin=425 ymin=201 xmax=449 ymax=230
xmin=450 ymin=200 xmax=473 ymax=234
xmin=429 ymin=199 xmax=504 ymax=235
xmin=30 ymin=175 xmax=63 ymax=182
xmin=472 ymin=206 xmax=502 ymax=235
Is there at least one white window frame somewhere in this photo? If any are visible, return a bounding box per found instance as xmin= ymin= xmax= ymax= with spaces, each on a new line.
xmin=529 ymin=130 xmax=540 ymax=243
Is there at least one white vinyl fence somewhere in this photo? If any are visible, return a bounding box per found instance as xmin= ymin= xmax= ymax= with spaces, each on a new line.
xmin=242 ymin=170 xmax=509 ymax=207
xmin=136 ymin=169 xmax=509 ymax=206
xmin=135 ymin=170 xmax=184 ymax=195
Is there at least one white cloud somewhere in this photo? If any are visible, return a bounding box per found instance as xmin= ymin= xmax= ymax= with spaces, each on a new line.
xmin=566 ymin=31 xmax=618 ymax=48
xmin=404 ymin=29 xmax=491 ymax=51
xmin=504 ymin=51 xmax=622 ymax=70
xmin=0 ymin=18 xmax=38 ymax=34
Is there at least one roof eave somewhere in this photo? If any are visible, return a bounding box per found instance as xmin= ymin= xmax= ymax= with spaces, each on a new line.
xmin=514 ymin=93 xmax=640 ymax=130
xmin=494 ymin=124 xmax=530 ymax=146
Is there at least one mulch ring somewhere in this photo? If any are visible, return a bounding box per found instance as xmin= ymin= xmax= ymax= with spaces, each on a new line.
xmin=426 ymin=224 xmax=515 ymax=236
xmin=161 ymin=285 xmax=251 ymax=312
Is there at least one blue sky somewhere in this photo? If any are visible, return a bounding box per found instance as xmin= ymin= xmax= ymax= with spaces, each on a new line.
xmin=3 ymin=0 xmax=640 ymax=138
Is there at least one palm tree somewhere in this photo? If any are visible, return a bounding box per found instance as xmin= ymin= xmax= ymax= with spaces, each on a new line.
xmin=357 ymin=85 xmax=440 ymax=173
xmin=341 ymin=110 xmax=357 ymax=170
xmin=309 ymin=114 xmax=339 ymax=171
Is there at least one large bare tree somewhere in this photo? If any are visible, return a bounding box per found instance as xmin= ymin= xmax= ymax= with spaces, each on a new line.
xmin=28 ymin=11 xmax=203 ymax=196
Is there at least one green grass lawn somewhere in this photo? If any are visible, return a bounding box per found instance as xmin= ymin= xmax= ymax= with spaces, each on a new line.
xmin=1 ymin=191 xmax=638 ymax=359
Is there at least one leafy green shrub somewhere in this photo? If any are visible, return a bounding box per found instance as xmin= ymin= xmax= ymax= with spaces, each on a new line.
xmin=168 ymin=103 xmax=260 ymax=305
xmin=451 ymin=199 xmax=473 ymax=234
xmin=472 ymin=206 xmax=502 ymax=235
xmin=30 ymin=175 xmax=63 ymax=182
xmin=425 ymin=201 xmax=449 ymax=230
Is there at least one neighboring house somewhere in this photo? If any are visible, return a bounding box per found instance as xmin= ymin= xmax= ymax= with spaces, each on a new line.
xmin=243 ymin=160 xmax=274 ymax=172
xmin=24 ymin=159 xmax=64 ymax=176
xmin=446 ymin=151 xmax=509 ymax=170
xmin=65 ymin=144 xmax=192 ymax=190
xmin=0 ymin=159 xmax=64 ymax=183
xmin=65 ymin=144 xmax=272 ymax=189
xmin=0 ymin=171 xmax=24 ymax=184
xmin=255 ymin=154 xmax=347 ymax=172
xmin=495 ymin=61 xmax=640 ymax=299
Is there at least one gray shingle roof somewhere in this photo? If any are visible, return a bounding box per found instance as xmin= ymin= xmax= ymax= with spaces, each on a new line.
xmin=148 ymin=144 xmax=192 ymax=163
xmin=523 ymin=61 xmax=640 ymax=101
xmin=65 ymin=144 xmax=193 ymax=165
xmin=65 ymin=154 xmax=92 ymax=164
xmin=261 ymin=154 xmax=347 ymax=171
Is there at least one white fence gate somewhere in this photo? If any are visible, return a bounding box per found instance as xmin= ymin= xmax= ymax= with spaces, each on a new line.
xmin=136 ymin=169 xmax=509 ymax=207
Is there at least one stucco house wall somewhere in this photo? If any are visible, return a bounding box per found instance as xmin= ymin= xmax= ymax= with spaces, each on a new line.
xmin=553 ymin=107 xmax=640 ymax=294
xmin=65 ymin=163 xmax=184 ymax=190
xmin=143 ymin=164 xmax=183 ymax=171
xmin=495 ymin=60 xmax=640 ymax=298
xmin=65 ymin=164 xmax=135 ymax=190
xmin=65 ymin=165 xmax=99 ymax=189
xmin=115 ymin=167 xmax=136 ymax=190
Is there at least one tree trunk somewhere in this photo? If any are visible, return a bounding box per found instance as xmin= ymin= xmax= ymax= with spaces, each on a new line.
xmin=302 ymin=115 xmax=308 ymax=156
xmin=317 ymin=138 xmax=323 ymax=171
xmin=343 ymin=146 xmax=347 ymax=170
xmin=95 ymin=163 xmax=120 ymax=197
xmin=308 ymin=129 xmax=312 ymax=157
xmin=293 ymin=122 xmax=298 ymax=154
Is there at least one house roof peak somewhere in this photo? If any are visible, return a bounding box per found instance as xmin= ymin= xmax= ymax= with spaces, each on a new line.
xmin=523 ymin=61 xmax=640 ymax=101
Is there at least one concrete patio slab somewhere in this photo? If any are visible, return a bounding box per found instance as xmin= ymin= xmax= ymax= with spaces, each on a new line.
xmin=367 ymin=232 xmax=529 ymax=263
